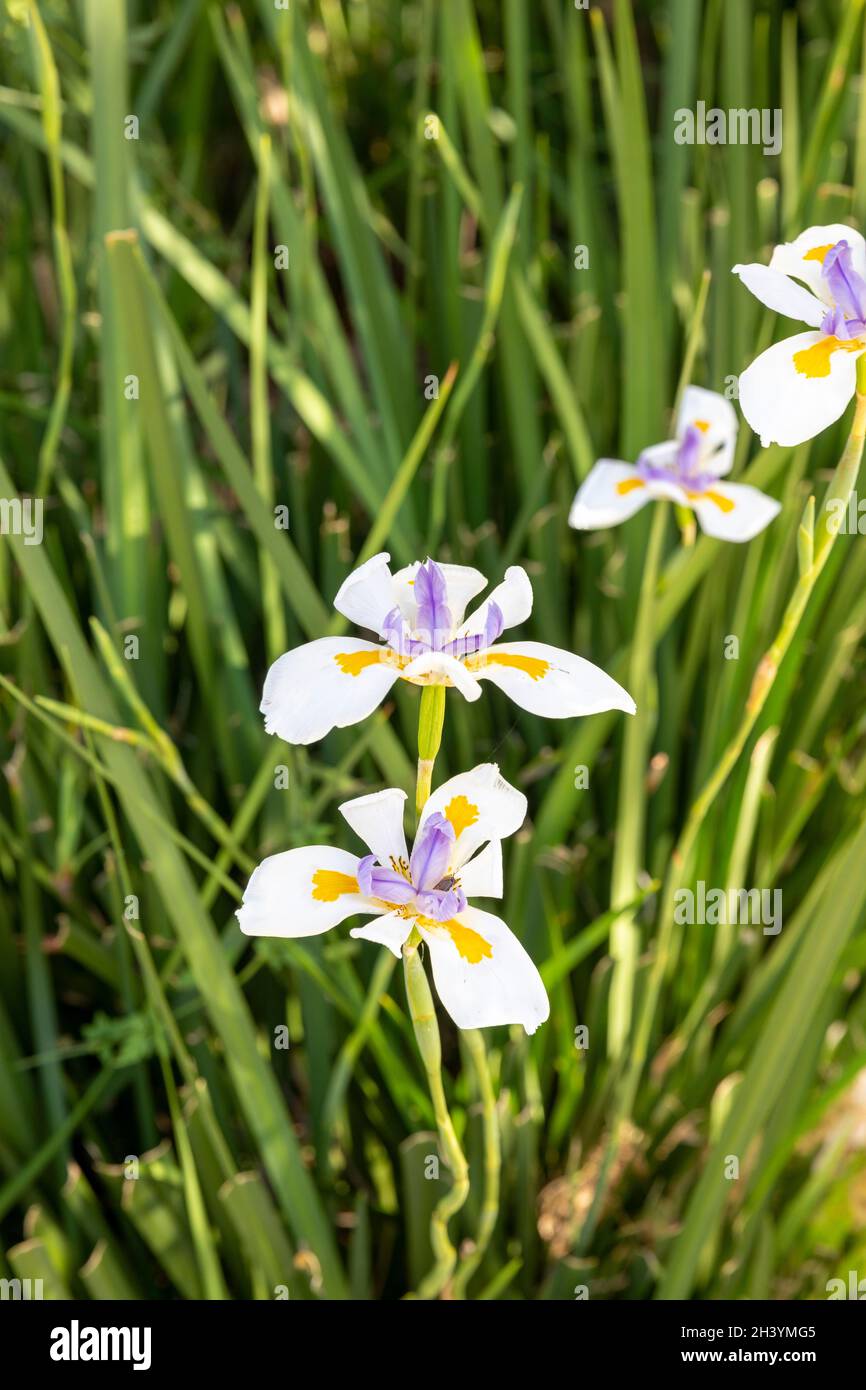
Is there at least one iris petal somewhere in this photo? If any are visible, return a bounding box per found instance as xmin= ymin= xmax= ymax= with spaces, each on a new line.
xmin=409 ymin=811 xmax=456 ymax=891
xmin=414 ymin=558 xmax=452 ymax=651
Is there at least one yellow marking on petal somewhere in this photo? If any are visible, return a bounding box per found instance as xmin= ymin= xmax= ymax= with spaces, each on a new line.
xmin=616 ymin=478 xmax=645 ymax=496
xmin=482 ymin=651 xmax=550 ymax=681
xmin=444 ymin=794 xmax=479 ymax=839
xmin=793 ymin=335 xmax=864 ymax=379
xmin=693 ymin=419 xmax=710 ymax=432
xmin=803 ymin=244 xmax=834 ymax=264
xmin=312 ymin=869 xmax=358 ymax=901
xmin=334 ymin=649 xmax=383 ymax=676
xmin=685 ymin=489 xmax=735 ymax=513
xmin=443 ymin=919 xmax=493 ymax=964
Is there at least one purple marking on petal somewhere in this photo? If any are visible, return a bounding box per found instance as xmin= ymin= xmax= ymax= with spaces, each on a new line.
xmin=636 ymin=431 xmax=715 ymax=493
xmin=821 ymin=303 xmax=851 ymax=338
xmin=822 ymin=241 xmax=866 ymax=327
xmin=381 ymin=606 xmax=407 ymax=652
xmin=382 ymin=606 xmax=428 ymax=657
xmin=356 ymin=854 xmax=416 ymax=904
xmin=675 ymin=424 xmax=704 ymax=480
xmin=414 ymin=558 xmax=452 ymax=652
xmin=635 ymin=450 xmax=674 ymax=484
xmin=442 ymin=598 xmax=504 ymax=660
xmin=821 ymin=302 xmax=866 ymax=341
xmin=409 ymin=811 xmax=455 ymax=892
xmin=483 ymin=599 xmax=504 ymax=648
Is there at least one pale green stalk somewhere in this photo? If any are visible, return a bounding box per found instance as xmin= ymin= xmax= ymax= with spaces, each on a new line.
xmin=451 ymin=1028 xmax=500 ymax=1297
xmin=415 ymin=683 xmax=446 ymax=816
xmin=404 ymin=684 xmax=470 ymax=1299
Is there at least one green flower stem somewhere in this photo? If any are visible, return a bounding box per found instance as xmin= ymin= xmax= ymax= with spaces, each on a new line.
xmin=403 ymin=682 xmax=470 ymax=1298
xmin=415 ymin=684 xmax=446 ymax=815
xmin=608 ymin=499 xmax=668 ymax=1058
xmin=452 ymin=1028 xmax=501 ymax=1297
xmin=579 ymin=377 xmax=866 ymax=1254
xmin=403 ymin=928 xmax=470 ymax=1299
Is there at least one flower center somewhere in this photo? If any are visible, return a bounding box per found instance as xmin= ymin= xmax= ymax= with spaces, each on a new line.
xmin=381 ymin=557 xmax=503 ymax=661
xmin=356 ymin=812 xmax=468 ymax=922
xmin=636 ymin=425 xmax=716 ymax=492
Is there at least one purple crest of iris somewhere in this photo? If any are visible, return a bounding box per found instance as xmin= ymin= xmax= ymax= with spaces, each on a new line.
xmin=409 ymin=811 xmax=455 ymax=891
xmin=356 ymin=854 xmax=416 ymax=904
xmin=413 ymin=558 xmax=452 ymax=651
xmin=415 ymin=885 xmax=467 ymax=922
xmin=381 ymin=606 xmax=427 ymax=658
xmin=444 ymin=600 xmax=504 ymax=659
xmin=636 ymin=426 xmax=714 ymax=492
xmin=821 ymin=241 xmax=866 ymax=339
xmin=356 ymin=815 xmax=468 ymax=923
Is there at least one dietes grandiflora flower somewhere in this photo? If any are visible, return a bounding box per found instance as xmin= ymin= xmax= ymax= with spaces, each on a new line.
xmin=238 ymin=764 xmax=550 ymax=1034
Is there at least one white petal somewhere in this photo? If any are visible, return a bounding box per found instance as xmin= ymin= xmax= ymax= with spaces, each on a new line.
xmin=731 ymin=263 xmax=825 ymax=327
xmin=635 ymin=440 xmax=680 ymax=470
xmin=470 ymin=641 xmax=636 ymax=718
xmin=350 ymin=909 xmax=414 ymax=959
xmin=689 ymin=482 xmax=782 ymax=542
xmin=457 ymin=839 xmax=503 ymax=900
xmin=391 ymin=560 xmax=488 ymax=628
xmin=237 ymin=846 xmax=374 ymax=938
xmin=675 ymin=385 xmax=739 ymax=476
xmin=738 ymin=331 xmax=862 ymax=447
xmin=568 ymin=460 xmax=653 ymax=529
xmin=338 ymin=787 xmax=408 ymax=867
xmin=418 ymin=762 xmax=526 ymax=870
xmin=333 ymin=552 xmax=398 ymax=635
xmin=769 ymin=224 xmax=866 ymax=301
xmin=456 ymin=565 xmax=533 ymax=640
xmin=439 ymin=563 xmax=489 ymax=625
xmin=401 ymin=649 xmax=483 ymax=702
xmin=261 ymin=638 xmax=400 ymax=746
xmin=419 ymin=906 xmax=550 ymax=1035
xmin=645 ymin=476 xmax=691 ymax=505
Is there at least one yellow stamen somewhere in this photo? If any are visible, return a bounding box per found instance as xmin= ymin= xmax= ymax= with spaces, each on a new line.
xmin=312 ymin=869 xmax=358 ymax=901
xmin=616 ymin=478 xmax=645 ymax=496
xmin=685 ymin=489 xmax=735 ymax=513
xmin=793 ymin=335 xmax=864 ymax=379
xmin=803 ymin=244 xmax=834 ymax=264
xmin=334 ymin=649 xmax=383 ymax=676
xmin=444 ymin=795 xmax=479 ymax=838
xmin=693 ymin=419 xmax=710 ymax=432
